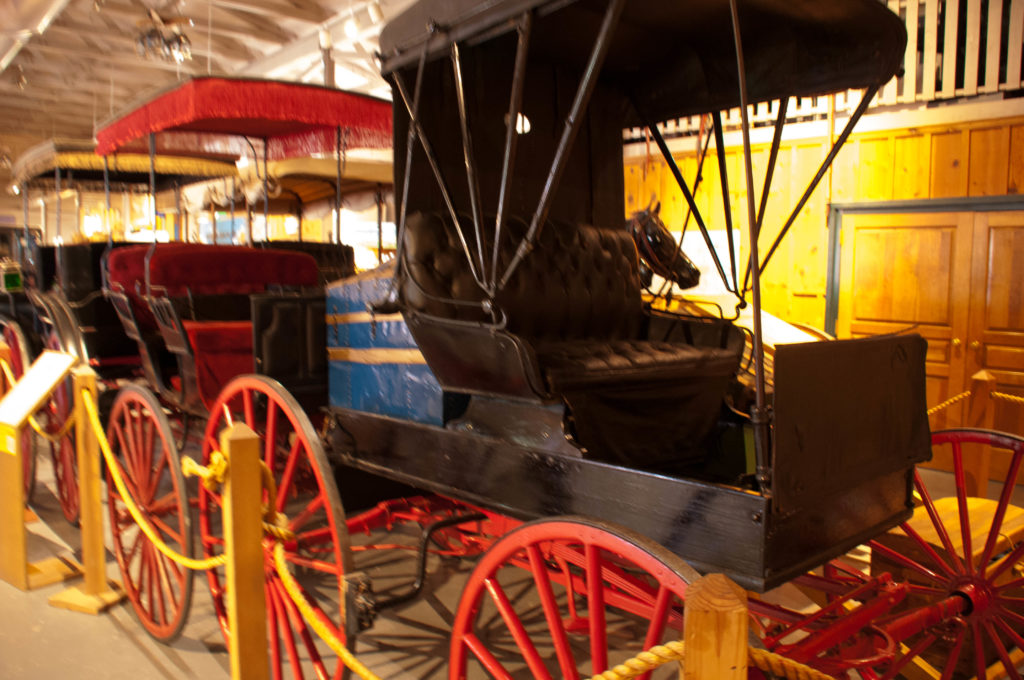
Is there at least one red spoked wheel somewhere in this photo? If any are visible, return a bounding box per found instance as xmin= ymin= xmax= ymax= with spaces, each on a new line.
xmin=44 ymin=331 xmax=78 ymax=525
xmin=1 ymin=319 xmax=36 ymax=503
xmin=864 ymin=429 xmax=1024 ymax=679
xmin=198 ymin=375 xmax=353 ymax=680
xmin=449 ymin=516 xmax=709 ymax=680
xmin=105 ymin=384 xmax=193 ymax=642
xmin=746 ymin=429 xmax=1024 ymax=679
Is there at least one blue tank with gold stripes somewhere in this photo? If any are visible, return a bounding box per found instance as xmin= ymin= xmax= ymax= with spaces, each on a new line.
xmin=326 ymin=262 xmax=444 ymax=424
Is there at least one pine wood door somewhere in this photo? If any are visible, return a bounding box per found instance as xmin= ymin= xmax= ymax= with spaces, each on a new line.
xmin=967 ymin=211 xmax=1024 ymax=483
xmin=836 ymin=211 xmax=974 ymax=430
xmin=837 ymin=209 xmax=1024 ymax=485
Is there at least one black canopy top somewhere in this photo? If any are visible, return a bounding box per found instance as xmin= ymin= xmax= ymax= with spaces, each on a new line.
xmin=379 ymin=0 xmax=906 ymax=125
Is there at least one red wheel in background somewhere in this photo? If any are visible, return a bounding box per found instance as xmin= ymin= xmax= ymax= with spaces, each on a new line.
xmin=44 ymin=331 xmax=78 ymax=524
xmin=105 ymin=384 xmax=193 ymax=642
xmin=449 ymin=517 xmax=707 ymax=680
xmin=864 ymin=429 xmax=1024 ymax=679
xmin=198 ymin=375 xmax=353 ymax=680
xmin=745 ymin=429 xmax=1024 ymax=679
xmin=1 ymin=319 xmax=36 ymax=504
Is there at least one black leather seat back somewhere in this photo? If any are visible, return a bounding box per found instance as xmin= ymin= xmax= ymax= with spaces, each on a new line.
xmin=402 ymin=211 xmax=644 ymax=341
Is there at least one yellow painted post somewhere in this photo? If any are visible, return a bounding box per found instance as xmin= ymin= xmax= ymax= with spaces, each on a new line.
xmin=221 ymin=423 xmax=269 ymax=680
xmin=0 ymin=350 xmax=78 ymax=591
xmin=682 ymin=574 xmax=748 ymax=680
xmin=0 ymin=419 xmax=28 ymax=590
xmin=49 ymin=366 xmax=124 ymax=613
xmin=965 ymin=369 xmax=996 ymax=497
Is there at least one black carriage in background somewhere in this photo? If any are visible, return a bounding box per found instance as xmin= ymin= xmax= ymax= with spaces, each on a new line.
xmin=6 ymin=139 xmax=236 ymax=519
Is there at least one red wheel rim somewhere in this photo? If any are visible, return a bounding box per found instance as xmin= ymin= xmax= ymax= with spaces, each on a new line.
xmin=198 ymin=375 xmax=352 ymax=680
xmin=2 ymin=321 xmax=36 ymax=502
xmin=106 ymin=385 xmax=193 ymax=642
xmin=745 ymin=429 xmax=1024 ymax=678
xmin=44 ymin=332 xmax=78 ymax=524
xmin=863 ymin=429 xmax=1024 ymax=679
xmin=449 ymin=517 xmax=704 ymax=680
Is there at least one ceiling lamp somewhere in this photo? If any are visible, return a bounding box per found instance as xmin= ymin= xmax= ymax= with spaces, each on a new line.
xmin=343 ymin=16 xmax=360 ymax=39
xmin=367 ymin=1 xmax=384 ymax=24
xmin=135 ymin=8 xmax=193 ymax=63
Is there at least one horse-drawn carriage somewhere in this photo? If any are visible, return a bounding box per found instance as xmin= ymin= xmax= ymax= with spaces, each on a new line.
xmin=5 ymin=139 xmax=237 ymax=520
xmin=62 ymin=0 xmax=1024 ymax=678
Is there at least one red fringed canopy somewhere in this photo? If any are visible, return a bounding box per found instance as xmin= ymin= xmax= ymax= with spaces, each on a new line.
xmin=96 ymin=77 xmax=392 ymax=158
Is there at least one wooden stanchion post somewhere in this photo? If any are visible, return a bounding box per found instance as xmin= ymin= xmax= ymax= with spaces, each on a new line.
xmin=221 ymin=423 xmax=269 ymax=680
xmin=49 ymin=366 xmax=123 ymax=613
xmin=682 ymin=573 xmax=748 ymax=680
xmin=965 ymin=369 xmax=996 ymax=497
xmin=0 ymin=350 xmax=79 ymax=591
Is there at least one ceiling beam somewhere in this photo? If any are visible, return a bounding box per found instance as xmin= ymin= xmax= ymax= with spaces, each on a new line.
xmin=216 ymin=6 xmax=296 ymax=44
xmin=206 ymin=0 xmax=331 ymax=24
xmin=23 ymin=42 xmax=211 ymax=76
xmin=95 ymin=1 xmax=290 ymax=47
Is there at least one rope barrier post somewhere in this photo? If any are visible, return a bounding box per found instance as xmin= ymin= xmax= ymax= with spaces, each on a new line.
xmin=49 ymin=366 xmax=124 ymax=614
xmin=682 ymin=573 xmax=748 ymax=679
xmin=965 ymin=369 xmax=997 ymax=497
xmin=0 ymin=342 xmax=32 ymax=525
xmin=0 ymin=350 xmax=78 ymax=591
xmin=220 ymin=423 xmax=269 ymax=680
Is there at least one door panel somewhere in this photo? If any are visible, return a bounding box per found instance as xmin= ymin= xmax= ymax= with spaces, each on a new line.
xmin=969 ymin=211 xmax=1024 ymax=484
xmin=837 ymin=212 xmax=973 ymax=431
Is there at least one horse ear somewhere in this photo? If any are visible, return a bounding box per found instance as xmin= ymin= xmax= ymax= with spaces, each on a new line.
xmin=653 ymin=201 xmax=661 ymax=215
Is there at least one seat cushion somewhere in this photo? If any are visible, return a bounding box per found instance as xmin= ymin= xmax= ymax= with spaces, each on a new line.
xmin=538 ymin=339 xmax=740 ymax=391
xmin=183 ymin=320 xmax=253 ymax=410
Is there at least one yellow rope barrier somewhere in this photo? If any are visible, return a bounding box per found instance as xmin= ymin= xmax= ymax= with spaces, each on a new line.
xmin=927 ymin=390 xmax=971 ymax=416
xmin=69 ymin=373 xmax=841 ymax=680
xmin=992 ymin=390 xmax=1024 ymax=406
xmin=81 ymin=388 xmax=228 ymax=571
xmin=0 ymin=358 xmax=75 ymax=444
xmin=273 ymin=542 xmax=382 ymax=680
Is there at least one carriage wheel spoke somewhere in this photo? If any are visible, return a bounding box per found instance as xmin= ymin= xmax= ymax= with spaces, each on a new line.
xmin=288 ymin=495 xmax=325 ymax=533
xmin=978 ymin=452 xmax=1023 ymax=570
xmin=276 ymin=436 xmax=303 ymax=511
xmin=585 ymin=543 xmax=609 ymax=675
xmin=987 ymin=540 xmax=1024 ymax=584
xmin=463 ymin=632 xmax=515 ymax=680
xmin=242 ymin=389 xmax=255 ymax=430
xmin=870 ymin=538 xmax=947 ymax=583
xmin=983 ymin=620 xmax=1023 ymax=680
xmin=483 ymin=576 xmax=553 ymax=680
xmin=264 ymin=403 xmax=279 ymax=469
xmin=267 ymin=577 xmax=305 ymax=680
xmin=637 ymin=586 xmax=675 ymax=680
xmin=913 ymin=469 xmax=966 ymax=575
xmin=267 ymin=580 xmax=284 ymax=680
xmin=527 ymin=544 xmax=577 ymax=680
xmin=881 ymin=631 xmax=939 ymax=680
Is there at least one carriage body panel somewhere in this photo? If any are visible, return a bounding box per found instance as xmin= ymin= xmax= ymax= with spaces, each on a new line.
xmin=326 ymin=266 xmax=444 ymax=425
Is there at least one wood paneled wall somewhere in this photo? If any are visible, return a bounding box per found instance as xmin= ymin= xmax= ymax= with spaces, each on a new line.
xmin=624 ymin=115 xmax=1024 ymax=329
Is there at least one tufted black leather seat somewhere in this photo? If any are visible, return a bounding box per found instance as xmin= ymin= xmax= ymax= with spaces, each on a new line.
xmin=400 ymin=211 xmax=743 ymax=466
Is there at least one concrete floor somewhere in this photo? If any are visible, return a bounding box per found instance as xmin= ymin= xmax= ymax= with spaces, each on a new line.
xmin=2 ymin=450 xmax=1022 ymax=679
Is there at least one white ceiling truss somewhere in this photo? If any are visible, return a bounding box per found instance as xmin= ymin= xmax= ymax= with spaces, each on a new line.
xmin=0 ymin=0 xmax=412 ymax=209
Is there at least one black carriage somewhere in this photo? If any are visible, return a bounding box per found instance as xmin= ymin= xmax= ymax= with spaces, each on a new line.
xmin=87 ymin=2 xmax=1024 ymax=679
xmin=6 ymin=139 xmax=236 ymax=519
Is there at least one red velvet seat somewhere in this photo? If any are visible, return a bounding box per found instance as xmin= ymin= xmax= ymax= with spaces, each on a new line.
xmin=182 ymin=320 xmax=254 ymax=409
xmin=106 ymin=243 xmax=319 ymax=408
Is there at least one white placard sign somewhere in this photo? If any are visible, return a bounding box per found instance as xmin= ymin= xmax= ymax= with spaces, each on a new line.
xmin=0 ymin=351 xmax=76 ymax=434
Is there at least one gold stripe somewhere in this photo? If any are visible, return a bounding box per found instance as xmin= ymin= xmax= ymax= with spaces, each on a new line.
xmin=327 ymin=348 xmax=426 ymax=364
xmin=326 ymin=312 xmax=403 ymax=325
